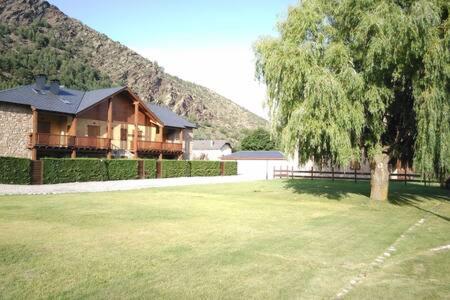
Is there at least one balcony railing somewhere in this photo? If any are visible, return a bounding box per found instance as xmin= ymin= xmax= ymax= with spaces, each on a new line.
xmin=31 ymin=133 xmax=75 ymax=148
xmin=137 ymin=140 xmax=183 ymax=152
xmin=30 ymin=134 xmax=181 ymax=152
xmin=75 ymin=136 xmax=110 ymax=149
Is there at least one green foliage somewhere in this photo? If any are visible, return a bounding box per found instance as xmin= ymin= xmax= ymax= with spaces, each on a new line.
xmin=0 ymin=21 xmax=113 ymax=90
xmin=240 ymin=128 xmax=277 ymax=151
xmin=43 ymin=158 xmax=107 ymax=184
xmin=255 ymin=0 xmax=449 ymax=178
xmin=143 ymin=159 xmax=157 ymax=179
xmin=223 ymin=161 xmax=238 ymax=176
xmin=106 ymin=160 xmax=138 ymax=181
xmin=162 ymin=160 xmax=190 ymax=178
xmin=0 ymin=156 xmax=31 ymax=184
xmin=190 ymin=161 xmax=221 ymax=177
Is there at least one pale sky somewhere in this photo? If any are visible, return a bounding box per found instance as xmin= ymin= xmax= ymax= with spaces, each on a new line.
xmin=48 ymin=0 xmax=298 ymax=119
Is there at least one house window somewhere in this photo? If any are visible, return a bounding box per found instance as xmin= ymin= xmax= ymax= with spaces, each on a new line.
xmin=156 ymin=126 xmax=160 ymax=134
xmin=120 ymin=128 xmax=128 ymax=141
xmin=87 ymin=125 xmax=100 ymax=137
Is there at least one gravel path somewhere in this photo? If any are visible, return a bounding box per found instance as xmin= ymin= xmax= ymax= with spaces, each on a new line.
xmin=0 ymin=175 xmax=261 ymax=196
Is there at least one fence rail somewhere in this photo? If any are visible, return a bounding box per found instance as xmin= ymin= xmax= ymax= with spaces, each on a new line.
xmin=274 ymin=167 xmax=437 ymax=185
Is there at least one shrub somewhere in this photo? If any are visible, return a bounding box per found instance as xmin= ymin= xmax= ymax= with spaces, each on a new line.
xmin=143 ymin=159 xmax=157 ymax=179
xmin=162 ymin=160 xmax=190 ymax=178
xmin=43 ymin=158 xmax=107 ymax=184
xmin=0 ymin=156 xmax=31 ymax=184
xmin=106 ymin=159 xmax=138 ymax=180
xmin=190 ymin=161 xmax=221 ymax=177
xmin=223 ymin=161 xmax=238 ymax=176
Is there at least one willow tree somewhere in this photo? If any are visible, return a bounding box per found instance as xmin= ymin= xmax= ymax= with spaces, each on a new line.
xmin=255 ymin=0 xmax=449 ymax=200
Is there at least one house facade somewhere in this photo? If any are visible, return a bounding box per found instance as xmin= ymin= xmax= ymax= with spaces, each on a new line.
xmin=192 ymin=140 xmax=232 ymax=160
xmin=0 ymin=75 xmax=195 ymax=160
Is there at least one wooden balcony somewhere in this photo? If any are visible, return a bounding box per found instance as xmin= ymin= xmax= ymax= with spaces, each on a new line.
xmin=30 ymin=134 xmax=110 ymax=150
xmin=137 ymin=140 xmax=183 ymax=153
xmin=75 ymin=137 xmax=110 ymax=150
xmin=31 ymin=133 xmax=75 ymax=148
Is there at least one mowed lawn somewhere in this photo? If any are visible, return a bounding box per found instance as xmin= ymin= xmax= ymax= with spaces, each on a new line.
xmin=0 ymin=180 xmax=449 ymax=299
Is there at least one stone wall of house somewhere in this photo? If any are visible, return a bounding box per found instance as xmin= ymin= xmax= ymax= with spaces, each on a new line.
xmin=0 ymin=103 xmax=32 ymax=158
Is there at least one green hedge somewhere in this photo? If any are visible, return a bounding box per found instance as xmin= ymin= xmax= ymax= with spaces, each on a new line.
xmin=190 ymin=160 xmax=221 ymax=177
xmin=0 ymin=156 xmax=31 ymax=184
xmin=223 ymin=161 xmax=238 ymax=176
xmin=106 ymin=159 xmax=138 ymax=180
xmin=43 ymin=158 xmax=107 ymax=184
xmin=162 ymin=160 xmax=190 ymax=178
xmin=143 ymin=159 xmax=157 ymax=179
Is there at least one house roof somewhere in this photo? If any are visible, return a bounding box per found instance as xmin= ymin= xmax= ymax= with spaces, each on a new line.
xmin=0 ymin=84 xmax=125 ymax=114
xmin=193 ymin=140 xmax=231 ymax=150
xmin=0 ymin=84 xmax=196 ymax=129
xmin=146 ymin=103 xmax=196 ymax=129
xmin=221 ymin=151 xmax=286 ymax=160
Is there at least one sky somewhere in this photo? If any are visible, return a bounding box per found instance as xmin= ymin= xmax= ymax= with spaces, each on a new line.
xmin=48 ymin=0 xmax=298 ymax=118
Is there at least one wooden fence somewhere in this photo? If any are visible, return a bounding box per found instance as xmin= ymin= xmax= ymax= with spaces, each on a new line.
xmin=273 ymin=166 xmax=438 ymax=185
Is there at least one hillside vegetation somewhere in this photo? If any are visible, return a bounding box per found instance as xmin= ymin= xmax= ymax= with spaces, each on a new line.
xmin=0 ymin=0 xmax=267 ymax=144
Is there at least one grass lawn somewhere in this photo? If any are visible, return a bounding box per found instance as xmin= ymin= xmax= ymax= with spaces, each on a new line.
xmin=0 ymin=180 xmax=449 ymax=299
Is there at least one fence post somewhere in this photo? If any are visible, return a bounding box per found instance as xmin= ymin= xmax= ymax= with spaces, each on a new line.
xmin=311 ymin=167 xmax=314 ymax=180
xmin=138 ymin=160 xmax=144 ymax=179
xmin=354 ymin=169 xmax=357 ymax=183
xmin=291 ymin=166 xmax=294 ymax=179
xmin=332 ymin=167 xmax=334 ymax=181
xmin=31 ymin=160 xmax=43 ymax=185
xmin=273 ymin=166 xmax=275 ymax=179
xmin=404 ymin=168 xmax=407 ymax=185
xmin=156 ymin=160 xmax=162 ymax=178
xmin=220 ymin=161 xmax=225 ymax=176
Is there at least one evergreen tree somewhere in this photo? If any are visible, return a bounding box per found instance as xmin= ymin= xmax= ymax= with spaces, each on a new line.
xmin=255 ymin=0 xmax=449 ymax=200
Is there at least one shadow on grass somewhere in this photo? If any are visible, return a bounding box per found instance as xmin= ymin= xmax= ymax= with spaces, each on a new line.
xmin=283 ymin=179 xmax=450 ymax=221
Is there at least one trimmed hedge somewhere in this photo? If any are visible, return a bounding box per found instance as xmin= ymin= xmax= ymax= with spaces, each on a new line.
xmin=43 ymin=158 xmax=107 ymax=184
xmin=162 ymin=160 xmax=190 ymax=178
xmin=0 ymin=156 xmax=31 ymax=184
xmin=190 ymin=160 xmax=221 ymax=177
xmin=143 ymin=159 xmax=157 ymax=179
xmin=106 ymin=159 xmax=138 ymax=180
xmin=223 ymin=161 xmax=238 ymax=176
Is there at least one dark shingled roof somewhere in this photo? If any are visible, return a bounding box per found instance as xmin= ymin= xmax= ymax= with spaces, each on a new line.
xmin=0 ymin=84 xmax=196 ymax=129
xmin=222 ymin=151 xmax=286 ymax=160
xmin=0 ymin=84 xmax=124 ymax=114
xmin=146 ymin=103 xmax=196 ymax=129
xmin=193 ymin=140 xmax=231 ymax=150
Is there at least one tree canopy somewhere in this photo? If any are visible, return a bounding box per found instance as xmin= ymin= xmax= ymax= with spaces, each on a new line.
xmin=240 ymin=128 xmax=278 ymax=151
xmin=255 ymin=0 xmax=449 ymax=179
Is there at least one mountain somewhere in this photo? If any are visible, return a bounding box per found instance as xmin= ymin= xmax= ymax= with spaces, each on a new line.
xmin=0 ymin=0 xmax=268 ymax=145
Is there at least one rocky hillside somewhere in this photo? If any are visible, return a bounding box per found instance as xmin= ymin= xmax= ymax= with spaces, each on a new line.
xmin=0 ymin=0 xmax=267 ymax=145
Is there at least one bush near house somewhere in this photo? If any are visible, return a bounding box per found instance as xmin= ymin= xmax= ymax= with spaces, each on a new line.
xmin=43 ymin=158 xmax=107 ymax=184
xmin=106 ymin=159 xmax=138 ymax=181
xmin=143 ymin=159 xmax=157 ymax=179
xmin=0 ymin=156 xmax=31 ymax=184
xmin=162 ymin=160 xmax=190 ymax=178
xmin=190 ymin=161 xmax=221 ymax=177
xmin=223 ymin=161 xmax=238 ymax=176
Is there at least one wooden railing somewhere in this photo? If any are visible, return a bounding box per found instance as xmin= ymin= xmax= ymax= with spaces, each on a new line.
xmin=137 ymin=140 xmax=183 ymax=152
xmin=162 ymin=142 xmax=183 ymax=152
xmin=30 ymin=134 xmax=181 ymax=152
xmin=75 ymin=136 xmax=110 ymax=149
xmin=31 ymin=133 xmax=75 ymax=147
xmin=274 ymin=167 xmax=438 ymax=185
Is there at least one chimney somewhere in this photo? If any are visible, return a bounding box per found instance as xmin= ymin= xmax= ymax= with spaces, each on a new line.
xmin=50 ymin=80 xmax=60 ymax=95
xmin=35 ymin=74 xmax=46 ymax=90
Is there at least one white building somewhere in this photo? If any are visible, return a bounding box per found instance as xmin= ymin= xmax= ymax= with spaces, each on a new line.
xmin=192 ymin=140 xmax=232 ymax=161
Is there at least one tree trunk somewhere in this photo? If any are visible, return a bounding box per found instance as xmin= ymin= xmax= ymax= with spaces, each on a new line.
xmin=370 ymin=153 xmax=390 ymax=201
